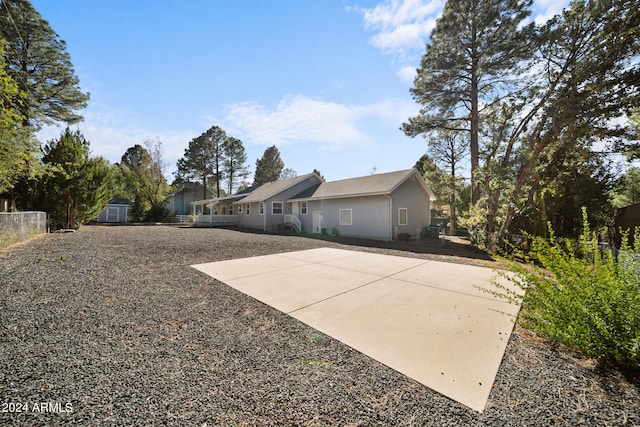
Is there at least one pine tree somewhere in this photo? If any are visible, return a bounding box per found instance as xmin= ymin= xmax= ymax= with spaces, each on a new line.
xmin=177 ymin=125 xmax=226 ymax=199
xmin=223 ymin=136 xmax=248 ymax=194
xmin=39 ymin=128 xmax=109 ymax=228
xmin=0 ymin=0 xmax=89 ymax=129
xmin=403 ymin=0 xmax=534 ymax=205
xmin=253 ymin=145 xmax=284 ymax=186
xmin=119 ymin=141 xmax=168 ymax=219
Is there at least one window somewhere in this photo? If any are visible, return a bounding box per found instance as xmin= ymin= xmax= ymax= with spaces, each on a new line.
xmin=301 ymin=202 xmax=308 ymax=215
xmin=246 ymin=203 xmax=250 ymax=215
xmin=229 ymin=206 xmax=233 ymax=215
xmin=339 ymin=209 xmax=352 ymax=225
xmin=259 ymin=203 xmax=264 ymax=215
xmin=221 ymin=206 xmax=226 ymax=215
xmin=272 ymin=201 xmax=283 ymax=215
xmin=398 ymin=208 xmax=408 ymax=226
xmin=238 ymin=205 xmax=242 ymax=213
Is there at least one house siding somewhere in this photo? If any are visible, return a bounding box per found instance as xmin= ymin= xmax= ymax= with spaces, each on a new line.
xmin=301 ymin=196 xmax=392 ymax=240
xmin=390 ymin=176 xmax=431 ymax=239
xmin=97 ymin=204 xmax=128 ymax=222
xmin=237 ymin=178 xmax=319 ymax=231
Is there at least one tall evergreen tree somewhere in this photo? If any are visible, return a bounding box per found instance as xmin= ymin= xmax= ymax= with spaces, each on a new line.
xmin=494 ymin=0 xmax=640 ymax=242
xmin=177 ymin=125 xmax=226 ymax=199
xmin=253 ymin=145 xmax=284 ymax=186
xmin=0 ymin=39 xmax=30 ymax=194
xmin=402 ymin=0 xmax=534 ymax=205
xmin=119 ymin=140 xmax=168 ymax=219
xmin=39 ymin=128 xmax=110 ymax=228
xmin=428 ymin=129 xmax=468 ymax=235
xmin=223 ymin=136 xmax=248 ymax=195
xmin=0 ymin=0 xmax=89 ymax=129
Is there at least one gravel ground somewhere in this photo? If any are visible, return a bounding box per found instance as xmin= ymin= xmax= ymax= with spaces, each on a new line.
xmin=0 ymin=225 xmax=638 ymax=426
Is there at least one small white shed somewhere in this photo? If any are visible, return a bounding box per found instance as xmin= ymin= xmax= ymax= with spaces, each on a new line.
xmin=97 ymin=198 xmax=130 ymax=223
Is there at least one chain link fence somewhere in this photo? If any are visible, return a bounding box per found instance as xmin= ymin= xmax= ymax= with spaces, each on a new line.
xmin=0 ymin=211 xmax=48 ymax=248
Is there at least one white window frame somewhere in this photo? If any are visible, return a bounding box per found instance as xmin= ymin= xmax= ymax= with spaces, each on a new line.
xmin=339 ymin=208 xmax=352 ymax=226
xmin=259 ymin=202 xmax=265 ymax=215
xmin=245 ymin=203 xmax=250 ymax=215
xmin=301 ymin=201 xmax=308 ymax=215
xmin=272 ymin=201 xmax=283 ymax=215
xmin=238 ymin=205 xmax=242 ymax=213
xmin=229 ymin=206 xmax=234 ymax=215
xmin=398 ymin=208 xmax=408 ymax=226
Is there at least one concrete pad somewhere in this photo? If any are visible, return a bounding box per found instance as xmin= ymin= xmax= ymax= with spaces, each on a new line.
xmin=192 ymin=253 xmax=310 ymax=282
xmin=390 ymin=260 xmax=524 ymax=300
xmin=226 ymin=263 xmax=381 ymax=313
xmin=322 ymin=251 xmax=427 ymax=277
xmin=192 ymin=247 xmax=521 ymax=412
xmin=290 ymin=277 xmax=519 ymax=412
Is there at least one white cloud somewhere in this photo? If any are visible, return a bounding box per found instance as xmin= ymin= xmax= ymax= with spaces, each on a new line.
xmin=359 ymin=0 xmax=441 ymax=55
xmin=532 ymin=0 xmax=571 ymax=25
xmin=36 ymin=104 xmax=195 ymax=179
xmin=397 ymin=65 xmax=417 ymax=83
xmin=221 ymin=95 xmax=415 ymax=152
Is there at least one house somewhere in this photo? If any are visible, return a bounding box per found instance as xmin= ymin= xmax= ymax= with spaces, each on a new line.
xmin=195 ymin=173 xmax=323 ymax=229
xmin=198 ymin=169 xmax=435 ymax=241
xmin=164 ymin=182 xmax=214 ymax=215
xmin=0 ymin=193 xmax=16 ymax=212
xmin=97 ymin=198 xmax=130 ymax=223
xmin=288 ymin=169 xmax=435 ymax=240
xmin=612 ymin=202 xmax=640 ymax=247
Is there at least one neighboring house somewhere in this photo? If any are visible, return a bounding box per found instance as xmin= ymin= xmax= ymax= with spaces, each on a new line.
xmin=97 ymin=198 xmax=130 ymax=223
xmin=0 ymin=193 xmax=16 ymax=212
xmin=164 ymin=182 xmax=214 ymax=215
xmin=612 ymin=202 xmax=640 ymax=247
xmin=200 ymin=169 xmax=435 ymax=241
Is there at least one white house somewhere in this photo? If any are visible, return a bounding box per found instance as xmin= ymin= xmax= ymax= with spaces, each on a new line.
xmin=197 ymin=169 xmax=435 ymax=241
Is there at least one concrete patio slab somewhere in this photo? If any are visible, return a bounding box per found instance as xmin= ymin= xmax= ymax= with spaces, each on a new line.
xmin=192 ymin=248 xmax=521 ymax=412
xmin=225 ymin=263 xmax=381 ymax=314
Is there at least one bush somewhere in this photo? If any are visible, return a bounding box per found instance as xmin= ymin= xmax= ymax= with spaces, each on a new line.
xmin=494 ymin=208 xmax=640 ymax=369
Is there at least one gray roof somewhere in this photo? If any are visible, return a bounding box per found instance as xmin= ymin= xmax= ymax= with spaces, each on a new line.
xmin=289 ymin=169 xmax=435 ymax=201
xmin=238 ymin=173 xmax=321 ymax=203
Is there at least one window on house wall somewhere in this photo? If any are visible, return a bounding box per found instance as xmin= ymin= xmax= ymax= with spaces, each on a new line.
xmin=238 ymin=205 xmax=242 ymax=213
xmin=229 ymin=206 xmax=234 ymax=215
xmin=222 ymin=206 xmax=226 ymax=215
xmin=272 ymin=201 xmax=283 ymax=215
xmin=339 ymin=209 xmax=352 ymax=225
xmin=301 ymin=202 xmax=308 ymax=215
xmin=398 ymin=208 xmax=408 ymax=226
xmin=246 ymin=204 xmax=250 ymax=215
xmin=259 ymin=203 xmax=264 ymax=215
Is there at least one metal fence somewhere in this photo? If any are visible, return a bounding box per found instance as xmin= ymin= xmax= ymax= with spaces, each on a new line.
xmin=0 ymin=211 xmax=48 ymax=248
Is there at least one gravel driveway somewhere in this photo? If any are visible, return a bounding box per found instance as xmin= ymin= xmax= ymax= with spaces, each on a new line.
xmin=1 ymin=225 xmax=638 ymax=426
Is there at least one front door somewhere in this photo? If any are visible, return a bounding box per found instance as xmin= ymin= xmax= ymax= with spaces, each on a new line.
xmin=312 ymin=211 xmax=322 ymax=234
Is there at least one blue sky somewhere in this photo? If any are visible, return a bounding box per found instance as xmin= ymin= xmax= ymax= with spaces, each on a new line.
xmin=32 ymin=0 xmax=570 ymax=184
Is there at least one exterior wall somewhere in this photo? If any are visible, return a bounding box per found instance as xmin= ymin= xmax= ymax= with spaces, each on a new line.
xmin=237 ymin=179 xmax=319 ymax=231
xmin=300 ymin=195 xmax=392 ymax=240
xmin=165 ymin=186 xmax=213 ymax=215
xmin=390 ymin=176 xmax=431 ymax=239
xmin=97 ymin=204 xmax=128 ymax=222
xmin=237 ymin=201 xmax=265 ymax=229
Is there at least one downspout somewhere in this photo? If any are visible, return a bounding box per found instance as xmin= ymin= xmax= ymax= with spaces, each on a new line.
xmin=385 ymin=194 xmax=393 ymax=241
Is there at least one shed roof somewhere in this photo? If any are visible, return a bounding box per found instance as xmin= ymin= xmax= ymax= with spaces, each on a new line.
xmin=289 ymin=169 xmax=435 ymax=201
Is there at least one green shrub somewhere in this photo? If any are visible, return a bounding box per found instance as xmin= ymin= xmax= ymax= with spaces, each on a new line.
xmin=494 ymin=208 xmax=640 ymax=368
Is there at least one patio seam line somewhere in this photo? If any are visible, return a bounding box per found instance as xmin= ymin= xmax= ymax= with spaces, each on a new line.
xmin=286 ymin=259 xmax=433 ymax=315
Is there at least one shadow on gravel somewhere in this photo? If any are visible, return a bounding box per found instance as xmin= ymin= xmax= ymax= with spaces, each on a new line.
xmin=192 ymin=225 xmax=496 ymax=263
